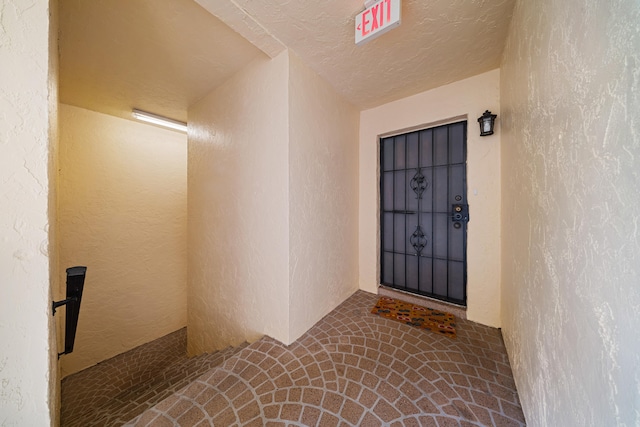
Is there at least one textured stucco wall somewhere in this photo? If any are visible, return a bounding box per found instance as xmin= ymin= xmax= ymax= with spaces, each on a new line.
xmin=0 ymin=1 xmax=54 ymax=424
xmin=188 ymin=53 xmax=291 ymax=353
xmin=58 ymin=105 xmax=187 ymax=377
xmin=500 ymin=0 xmax=640 ymax=425
xmin=288 ymin=53 xmax=360 ymax=342
xmin=359 ymin=70 xmax=502 ymax=327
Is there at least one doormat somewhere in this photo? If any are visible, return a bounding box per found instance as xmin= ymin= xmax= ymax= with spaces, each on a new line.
xmin=371 ymin=297 xmax=456 ymax=338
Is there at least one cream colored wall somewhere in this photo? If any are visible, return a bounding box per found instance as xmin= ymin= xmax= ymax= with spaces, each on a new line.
xmin=500 ymin=0 xmax=640 ymax=425
xmin=0 ymin=1 xmax=54 ymax=424
xmin=188 ymin=53 xmax=291 ymax=353
xmin=359 ymin=70 xmax=502 ymax=327
xmin=58 ymin=104 xmax=187 ymax=377
xmin=288 ymin=53 xmax=360 ymax=342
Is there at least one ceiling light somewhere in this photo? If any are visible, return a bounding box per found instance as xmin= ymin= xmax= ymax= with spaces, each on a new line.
xmin=132 ymin=109 xmax=187 ymax=133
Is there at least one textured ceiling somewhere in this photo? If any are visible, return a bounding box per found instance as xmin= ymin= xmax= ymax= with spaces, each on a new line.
xmin=217 ymin=0 xmax=516 ymax=108
xmin=59 ymin=0 xmax=516 ymax=121
xmin=58 ymin=0 xmax=264 ymax=122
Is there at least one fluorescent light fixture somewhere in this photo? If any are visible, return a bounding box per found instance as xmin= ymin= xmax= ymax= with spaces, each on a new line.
xmin=132 ymin=109 xmax=187 ymax=133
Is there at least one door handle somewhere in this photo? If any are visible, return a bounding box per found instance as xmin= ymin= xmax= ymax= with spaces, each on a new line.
xmin=451 ymin=204 xmax=469 ymax=222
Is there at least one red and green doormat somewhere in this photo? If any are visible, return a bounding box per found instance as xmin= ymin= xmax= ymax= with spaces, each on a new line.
xmin=371 ymin=297 xmax=456 ymax=338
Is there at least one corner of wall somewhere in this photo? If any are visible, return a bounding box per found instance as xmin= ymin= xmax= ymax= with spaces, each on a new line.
xmin=0 ymin=1 xmax=54 ymax=424
xmin=187 ymin=52 xmax=291 ymax=353
xmin=48 ymin=0 xmax=62 ymax=422
xmin=286 ymin=52 xmax=361 ymax=343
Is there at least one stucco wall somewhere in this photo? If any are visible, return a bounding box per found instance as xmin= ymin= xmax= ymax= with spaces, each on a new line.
xmin=58 ymin=104 xmax=187 ymax=377
xmin=500 ymin=0 xmax=640 ymax=425
xmin=0 ymin=2 xmax=54 ymax=425
xmin=288 ymin=53 xmax=360 ymax=342
xmin=359 ymin=70 xmax=502 ymax=327
xmin=188 ymin=53 xmax=291 ymax=353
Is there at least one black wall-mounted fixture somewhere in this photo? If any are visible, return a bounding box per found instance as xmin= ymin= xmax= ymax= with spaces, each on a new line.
xmin=477 ymin=110 xmax=497 ymax=136
xmin=52 ymin=266 xmax=87 ymax=358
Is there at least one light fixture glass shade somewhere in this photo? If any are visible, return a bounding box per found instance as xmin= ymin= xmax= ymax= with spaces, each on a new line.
xmin=132 ymin=109 xmax=187 ymax=133
xmin=477 ymin=110 xmax=497 ymax=136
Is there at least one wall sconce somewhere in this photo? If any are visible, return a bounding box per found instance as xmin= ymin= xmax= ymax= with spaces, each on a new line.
xmin=477 ymin=110 xmax=497 ymax=136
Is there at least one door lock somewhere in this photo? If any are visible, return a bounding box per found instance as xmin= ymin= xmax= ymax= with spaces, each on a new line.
xmin=451 ymin=204 xmax=469 ymax=222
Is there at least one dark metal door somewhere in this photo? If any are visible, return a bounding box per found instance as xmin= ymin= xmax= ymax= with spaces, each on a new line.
xmin=380 ymin=121 xmax=468 ymax=305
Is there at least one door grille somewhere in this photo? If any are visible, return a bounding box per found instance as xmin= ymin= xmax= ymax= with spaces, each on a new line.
xmin=380 ymin=121 xmax=468 ymax=306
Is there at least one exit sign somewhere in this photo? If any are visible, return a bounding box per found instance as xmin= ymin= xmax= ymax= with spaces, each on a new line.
xmin=355 ymin=0 xmax=401 ymax=45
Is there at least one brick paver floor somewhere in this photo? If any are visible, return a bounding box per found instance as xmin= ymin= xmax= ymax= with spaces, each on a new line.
xmin=61 ymin=329 xmax=248 ymax=426
xmin=126 ymin=290 xmax=526 ymax=426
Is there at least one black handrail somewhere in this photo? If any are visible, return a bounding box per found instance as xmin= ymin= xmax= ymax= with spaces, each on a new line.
xmin=52 ymin=266 xmax=87 ymax=358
